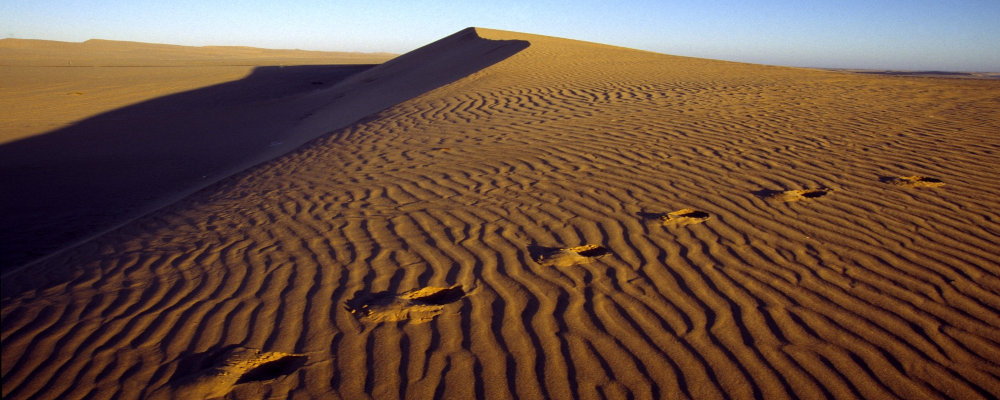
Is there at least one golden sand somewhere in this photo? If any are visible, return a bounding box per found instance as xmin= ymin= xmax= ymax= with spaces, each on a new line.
xmin=2 ymin=28 xmax=1000 ymax=399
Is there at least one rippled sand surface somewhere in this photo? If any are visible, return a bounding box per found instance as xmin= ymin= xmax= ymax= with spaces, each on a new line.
xmin=3 ymin=28 xmax=1000 ymax=399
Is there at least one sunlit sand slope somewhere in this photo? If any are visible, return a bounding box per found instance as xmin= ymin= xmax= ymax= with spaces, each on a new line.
xmin=3 ymin=27 xmax=1000 ymax=399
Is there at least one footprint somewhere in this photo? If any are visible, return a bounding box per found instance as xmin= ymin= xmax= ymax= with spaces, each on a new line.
xmin=756 ymin=188 xmax=831 ymax=202
xmin=346 ymin=285 xmax=466 ymax=323
xmin=882 ymin=175 xmax=944 ymax=187
xmin=531 ymin=244 xmax=611 ymax=267
xmin=153 ymin=346 xmax=306 ymax=400
xmin=642 ymin=209 xmax=711 ymax=226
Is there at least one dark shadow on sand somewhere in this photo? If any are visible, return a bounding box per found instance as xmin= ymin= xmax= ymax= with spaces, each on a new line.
xmin=0 ymin=64 xmax=372 ymax=270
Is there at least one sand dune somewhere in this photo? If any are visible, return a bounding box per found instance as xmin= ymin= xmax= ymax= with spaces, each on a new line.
xmin=0 ymin=38 xmax=395 ymax=67
xmin=3 ymin=27 xmax=1000 ymax=399
xmin=0 ymin=29 xmax=523 ymax=269
xmin=0 ymin=38 xmax=395 ymax=144
xmin=0 ymin=38 xmax=395 ymax=269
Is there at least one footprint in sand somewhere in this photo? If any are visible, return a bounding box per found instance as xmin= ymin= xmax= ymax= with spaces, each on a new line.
xmin=757 ymin=188 xmax=831 ymax=202
xmin=346 ymin=285 xmax=466 ymax=323
xmin=882 ymin=175 xmax=945 ymax=188
xmin=531 ymin=244 xmax=611 ymax=267
xmin=642 ymin=209 xmax=711 ymax=227
xmin=152 ymin=346 xmax=306 ymax=400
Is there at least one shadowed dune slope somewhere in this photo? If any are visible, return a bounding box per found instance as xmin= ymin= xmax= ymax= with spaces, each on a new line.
xmin=0 ymin=28 xmax=526 ymax=269
xmin=3 ymin=27 xmax=1000 ymax=399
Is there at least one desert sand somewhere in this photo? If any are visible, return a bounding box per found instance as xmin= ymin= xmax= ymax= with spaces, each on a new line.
xmin=2 ymin=27 xmax=1000 ymax=399
xmin=0 ymin=39 xmax=394 ymax=268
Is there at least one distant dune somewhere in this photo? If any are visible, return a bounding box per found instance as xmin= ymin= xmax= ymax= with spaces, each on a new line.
xmin=0 ymin=38 xmax=396 ymax=66
xmin=823 ymin=68 xmax=1000 ymax=80
xmin=0 ymin=38 xmax=396 ymax=147
xmin=2 ymin=27 xmax=1000 ymax=399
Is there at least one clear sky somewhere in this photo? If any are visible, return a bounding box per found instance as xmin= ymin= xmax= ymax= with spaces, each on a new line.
xmin=3 ymin=0 xmax=998 ymax=71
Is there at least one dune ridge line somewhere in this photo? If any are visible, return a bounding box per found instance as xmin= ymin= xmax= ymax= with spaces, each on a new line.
xmin=0 ymin=27 xmax=528 ymax=272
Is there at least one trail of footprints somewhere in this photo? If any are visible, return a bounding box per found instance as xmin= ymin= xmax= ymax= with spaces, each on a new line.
xmin=153 ymin=287 xmax=471 ymax=397
xmin=342 ymin=175 xmax=943 ymax=322
xmin=148 ymin=170 xmax=947 ymax=398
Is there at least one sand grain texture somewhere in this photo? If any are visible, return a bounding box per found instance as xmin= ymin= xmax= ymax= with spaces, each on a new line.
xmin=3 ymin=28 xmax=1000 ymax=399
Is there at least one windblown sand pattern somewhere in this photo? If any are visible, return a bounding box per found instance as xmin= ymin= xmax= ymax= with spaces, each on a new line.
xmin=3 ymin=28 xmax=1000 ymax=399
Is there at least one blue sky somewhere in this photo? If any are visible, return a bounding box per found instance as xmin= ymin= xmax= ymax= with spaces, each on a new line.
xmin=3 ymin=0 xmax=998 ymax=71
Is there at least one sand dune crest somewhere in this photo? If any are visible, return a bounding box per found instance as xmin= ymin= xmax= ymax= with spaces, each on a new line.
xmin=0 ymin=27 xmax=527 ymax=272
